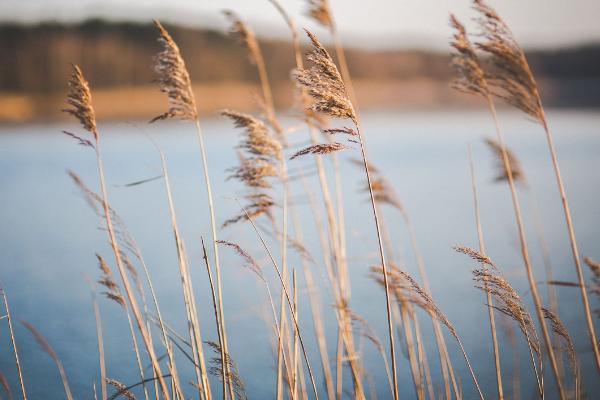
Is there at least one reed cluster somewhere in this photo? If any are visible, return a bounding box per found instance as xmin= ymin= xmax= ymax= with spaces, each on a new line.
xmin=2 ymin=1 xmax=597 ymax=400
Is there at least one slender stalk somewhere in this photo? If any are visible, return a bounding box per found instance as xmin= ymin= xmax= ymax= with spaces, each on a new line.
xmin=538 ymin=109 xmax=600 ymax=372
xmin=355 ymin=126 xmax=399 ymax=400
xmin=486 ymin=98 xmax=562 ymax=397
xmin=94 ymin=141 xmax=169 ymax=399
xmin=124 ymin=307 xmax=149 ymax=400
xmin=2 ymin=291 xmax=27 ymax=400
xmin=468 ymin=146 xmax=503 ymax=400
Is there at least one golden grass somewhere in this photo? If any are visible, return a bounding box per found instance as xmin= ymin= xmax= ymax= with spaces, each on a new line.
xmin=4 ymin=2 xmax=596 ymax=400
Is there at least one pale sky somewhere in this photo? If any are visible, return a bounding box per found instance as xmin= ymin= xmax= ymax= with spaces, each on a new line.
xmin=1 ymin=0 xmax=599 ymax=49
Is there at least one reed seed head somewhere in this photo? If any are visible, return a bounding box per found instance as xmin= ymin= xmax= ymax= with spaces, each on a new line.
xmin=449 ymin=14 xmax=489 ymax=98
xmin=484 ymin=137 xmax=526 ymax=184
xmin=217 ymin=240 xmax=264 ymax=281
xmin=472 ymin=0 xmax=543 ymax=122
xmin=290 ymin=142 xmax=346 ymax=160
xmin=305 ymin=0 xmax=333 ymax=28
xmin=151 ymin=20 xmax=197 ymax=123
xmin=293 ymin=30 xmax=356 ymax=123
xmin=63 ymin=64 xmax=98 ymax=139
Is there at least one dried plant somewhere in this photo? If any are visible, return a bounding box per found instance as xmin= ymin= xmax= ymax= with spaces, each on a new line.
xmin=106 ymin=378 xmax=136 ymax=400
xmin=62 ymin=64 xmax=98 ymax=138
xmin=484 ymin=138 xmax=526 ymax=184
xmin=290 ymin=142 xmax=347 ymax=160
xmin=542 ymin=309 xmax=577 ymax=375
xmin=294 ymin=30 xmax=356 ymax=123
xmin=151 ymin=20 xmax=197 ymax=122
xmin=223 ymin=10 xmax=261 ymax=66
xmin=472 ymin=0 xmax=543 ymax=122
xmin=223 ymin=110 xmax=281 ymax=229
xmin=96 ymin=254 xmax=125 ymax=307
xmin=21 ymin=321 xmax=73 ymax=400
xmin=217 ymin=240 xmax=264 ymax=281
xmin=453 ymin=245 xmax=496 ymax=269
xmin=305 ymin=0 xmax=332 ymax=28
xmin=206 ymin=341 xmax=247 ymax=400
xmin=449 ymin=14 xmax=489 ymax=98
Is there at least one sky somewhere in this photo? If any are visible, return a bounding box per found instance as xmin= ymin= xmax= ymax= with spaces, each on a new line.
xmin=1 ymin=0 xmax=599 ymax=50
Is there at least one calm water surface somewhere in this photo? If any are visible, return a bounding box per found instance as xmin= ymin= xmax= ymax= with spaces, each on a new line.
xmin=0 ymin=110 xmax=599 ymax=399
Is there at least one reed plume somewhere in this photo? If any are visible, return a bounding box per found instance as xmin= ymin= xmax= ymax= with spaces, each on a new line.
xmin=223 ymin=11 xmax=261 ymax=67
xmin=453 ymin=245 xmax=495 ymax=269
xmin=289 ymin=142 xmax=347 ymax=160
xmin=217 ymin=240 xmax=263 ymax=281
xmin=106 ymin=379 xmax=136 ymax=400
xmin=206 ymin=341 xmax=247 ymax=400
xmin=472 ymin=0 xmax=600 ymax=373
xmin=484 ymin=138 xmax=525 ymax=184
xmin=63 ymin=64 xmax=98 ymax=137
xmin=21 ymin=321 xmax=73 ymax=400
xmin=294 ymin=31 xmax=355 ymax=123
xmin=305 ymin=0 xmax=332 ymax=28
xmin=150 ymin=20 xmax=197 ymax=123
xmin=542 ymin=308 xmax=579 ymax=396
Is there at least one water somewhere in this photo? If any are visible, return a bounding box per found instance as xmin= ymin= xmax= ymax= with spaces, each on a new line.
xmin=0 ymin=109 xmax=599 ymax=399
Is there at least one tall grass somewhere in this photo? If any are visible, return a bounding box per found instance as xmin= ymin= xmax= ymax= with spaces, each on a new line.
xmin=2 ymin=1 xmax=597 ymax=399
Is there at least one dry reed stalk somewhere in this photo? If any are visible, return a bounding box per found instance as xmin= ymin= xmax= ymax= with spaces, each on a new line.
xmin=294 ymin=29 xmax=398 ymax=400
xmin=151 ymin=20 xmax=230 ymax=400
xmin=466 ymin=146 xmax=504 ymax=400
xmin=160 ymin=153 xmax=211 ymax=399
xmin=451 ymin=10 xmax=565 ymax=396
xmin=63 ymin=65 xmax=169 ymax=399
xmin=69 ymin=170 xmax=183 ymax=399
xmin=472 ymin=0 xmax=600 ymax=376
xmin=1 ymin=291 xmax=27 ymax=400
xmin=21 ymin=321 xmax=73 ymax=400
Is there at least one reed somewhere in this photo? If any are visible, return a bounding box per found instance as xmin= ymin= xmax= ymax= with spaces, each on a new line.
xmin=450 ymin=8 xmax=565 ymax=396
xmin=471 ymin=0 xmax=600 ymax=376
xmin=293 ymin=29 xmax=399 ymax=400
xmin=63 ymin=64 xmax=169 ymax=399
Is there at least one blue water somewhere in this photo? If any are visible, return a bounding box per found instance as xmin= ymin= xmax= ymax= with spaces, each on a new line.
xmin=0 ymin=109 xmax=599 ymax=399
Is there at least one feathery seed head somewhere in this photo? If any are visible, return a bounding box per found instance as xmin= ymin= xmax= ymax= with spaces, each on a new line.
xmin=151 ymin=20 xmax=197 ymax=123
xmin=305 ymin=0 xmax=333 ymax=28
xmin=223 ymin=10 xmax=261 ymax=66
xmin=449 ymin=14 xmax=489 ymax=97
xmin=63 ymin=65 xmax=98 ymax=138
xmin=294 ymin=30 xmax=356 ymax=123
xmin=484 ymin=137 xmax=526 ymax=184
xmin=472 ymin=0 xmax=543 ymax=122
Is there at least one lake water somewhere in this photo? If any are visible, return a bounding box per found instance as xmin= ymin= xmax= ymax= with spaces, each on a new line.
xmin=0 ymin=109 xmax=599 ymax=399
